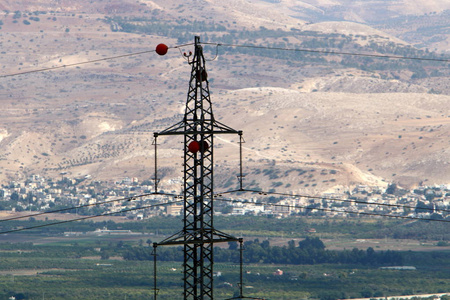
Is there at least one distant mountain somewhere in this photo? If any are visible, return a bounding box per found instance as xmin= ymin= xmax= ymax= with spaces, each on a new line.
xmin=0 ymin=0 xmax=448 ymax=192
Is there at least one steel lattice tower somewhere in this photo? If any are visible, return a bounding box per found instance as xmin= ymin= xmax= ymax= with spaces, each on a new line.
xmin=154 ymin=36 xmax=242 ymax=299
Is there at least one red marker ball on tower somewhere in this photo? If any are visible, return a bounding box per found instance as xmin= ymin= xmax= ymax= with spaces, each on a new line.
xmin=188 ymin=141 xmax=200 ymax=153
xmin=156 ymin=43 xmax=168 ymax=56
xmin=201 ymin=141 xmax=209 ymax=152
xmin=188 ymin=141 xmax=210 ymax=153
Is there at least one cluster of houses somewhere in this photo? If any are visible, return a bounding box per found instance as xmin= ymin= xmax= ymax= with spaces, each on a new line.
xmin=0 ymin=174 xmax=449 ymax=220
xmin=222 ymin=184 xmax=449 ymax=219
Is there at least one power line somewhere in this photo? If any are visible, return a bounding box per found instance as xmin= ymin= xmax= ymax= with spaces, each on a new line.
xmin=2 ymin=40 xmax=448 ymax=80
xmin=214 ymin=198 xmax=450 ymax=223
xmin=1 ymin=188 xmax=447 ymax=235
xmin=3 ymin=186 xmax=446 ymax=227
xmin=0 ymin=50 xmax=154 ymax=78
xmin=0 ymin=43 xmax=194 ymax=79
xmin=0 ymin=192 xmax=178 ymax=223
xmin=201 ymin=42 xmax=450 ymax=63
xmin=216 ymin=189 xmax=450 ymax=215
xmin=0 ymin=199 xmax=182 ymax=235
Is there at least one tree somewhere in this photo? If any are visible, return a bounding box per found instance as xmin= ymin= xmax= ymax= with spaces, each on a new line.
xmin=101 ymin=250 xmax=110 ymax=260
xmin=221 ymin=205 xmax=233 ymax=214
xmin=415 ymin=200 xmax=433 ymax=214
xmin=288 ymin=240 xmax=296 ymax=249
xmin=10 ymin=191 xmax=19 ymax=201
xmin=385 ymin=183 xmax=397 ymax=195
xmin=228 ymin=241 xmax=238 ymax=250
xmin=298 ymin=237 xmax=325 ymax=250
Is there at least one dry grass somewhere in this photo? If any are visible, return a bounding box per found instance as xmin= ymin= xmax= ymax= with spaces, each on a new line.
xmin=0 ymin=1 xmax=447 ymax=193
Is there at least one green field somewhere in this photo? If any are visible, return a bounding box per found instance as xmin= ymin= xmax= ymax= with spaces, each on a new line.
xmin=0 ymin=252 xmax=449 ymax=300
xmin=0 ymin=238 xmax=448 ymax=299
xmin=0 ymin=217 xmax=449 ymax=299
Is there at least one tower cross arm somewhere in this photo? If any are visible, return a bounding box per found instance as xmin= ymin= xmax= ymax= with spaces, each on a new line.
xmin=156 ymin=121 xmax=242 ymax=136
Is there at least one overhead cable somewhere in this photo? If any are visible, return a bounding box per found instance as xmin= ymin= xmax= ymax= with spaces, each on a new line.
xmin=3 ymin=187 xmax=447 ymax=226
xmin=2 ymin=40 xmax=448 ymax=79
xmin=214 ymin=198 xmax=450 ymax=223
xmin=216 ymin=189 xmax=450 ymax=214
xmin=0 ymin=43 xmax=194 ymax=78
xmin=0 ymin=192 xmax=178 ymax=223
xmin=1 ymin=189 xmax=448 ymax=236
xmin=201 ymin=42 xmax=450 ymax=63
xmin=0 ymin=200 xmax=182 ymax=235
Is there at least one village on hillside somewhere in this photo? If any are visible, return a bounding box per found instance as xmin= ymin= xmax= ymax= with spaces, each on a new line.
xmin=1 ymin=174 xmax=448 ymax=221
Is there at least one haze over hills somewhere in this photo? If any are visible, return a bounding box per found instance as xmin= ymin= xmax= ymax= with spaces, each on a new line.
xmin=0 ymin=0 xmax=448 ymax=193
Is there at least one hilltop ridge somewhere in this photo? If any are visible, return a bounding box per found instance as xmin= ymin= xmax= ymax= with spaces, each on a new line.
xmin=0 ymin=0 xmax=448 ymax=192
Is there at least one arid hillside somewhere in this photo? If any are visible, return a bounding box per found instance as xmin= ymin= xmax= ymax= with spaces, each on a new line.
xmin=0 ymin=0 xmax=448 ymax=193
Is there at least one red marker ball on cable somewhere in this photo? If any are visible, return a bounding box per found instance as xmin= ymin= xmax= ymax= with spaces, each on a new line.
xmin=156 ymin=43 xmax=168 ymax=56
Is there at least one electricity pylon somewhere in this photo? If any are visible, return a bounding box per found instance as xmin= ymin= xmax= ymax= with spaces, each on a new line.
xmin=154 ymin=36 xmax=242 ymax=299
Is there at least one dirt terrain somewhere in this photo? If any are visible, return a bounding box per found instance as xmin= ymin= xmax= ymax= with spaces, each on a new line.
xmin=0 ymin=0 xmax=448 ymax=193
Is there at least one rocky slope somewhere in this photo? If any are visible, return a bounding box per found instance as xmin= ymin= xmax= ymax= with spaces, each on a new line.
xmin=0 ymin=0 xmax=448 ymax=192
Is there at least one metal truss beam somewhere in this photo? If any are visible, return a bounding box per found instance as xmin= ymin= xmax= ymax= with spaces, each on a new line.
xmin=154 ymin=36 xmax=241 ymax=300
